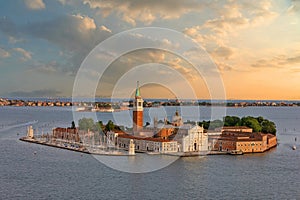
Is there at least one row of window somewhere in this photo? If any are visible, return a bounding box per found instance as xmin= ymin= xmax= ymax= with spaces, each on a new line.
xmin=238 ymin=143 xmax=262 ymax=146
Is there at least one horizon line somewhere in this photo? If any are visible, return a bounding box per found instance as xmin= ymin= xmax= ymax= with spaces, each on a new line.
xmin=2 ymin=97 xmax=300 ymax=102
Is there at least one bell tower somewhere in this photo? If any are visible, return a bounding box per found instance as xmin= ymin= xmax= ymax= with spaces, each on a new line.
xmin=133 ymin=81 xmax=143 ymax=134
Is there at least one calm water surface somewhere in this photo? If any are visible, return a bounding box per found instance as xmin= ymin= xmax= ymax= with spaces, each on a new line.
xmin=0 ymin=106 xmax=300 ymax=199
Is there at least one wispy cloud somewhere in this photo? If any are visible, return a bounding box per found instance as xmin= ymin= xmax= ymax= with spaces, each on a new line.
xmin=0 ymin=47 xmax=10 ymax=58
xmin=83 ymin=0 xmax=206 ymax=26
xmin=24 ymin=0 xmax=46 ymax=10
xmin=287 ymin=0 xmax=300 ymax=14
xmin=252 ymin=54 xmax=300 ymax=68
xmin=211 ymin=45 xmax=236 ymax=60
xmin=0 ymin=14 xmax=113 ymax=75
xmin=13 ymin=47 xmax=32 ymax=61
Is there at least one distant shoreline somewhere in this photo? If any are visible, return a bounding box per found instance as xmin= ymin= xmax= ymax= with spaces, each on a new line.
xmin=1 ymin=97 xmax=300 ymax=108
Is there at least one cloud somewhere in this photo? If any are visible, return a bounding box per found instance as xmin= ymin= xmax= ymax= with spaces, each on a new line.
xmin=24 ymin=14 xmax=103 ymax=50
xmin=19 ymin=14 xmax=112 ymax=74
xmin=93 ymin=48 xmax=203 ymax=97
xmin=27 ymin=61 xmax=61 ymax=74
xmin=185 ymin=0 xmax=278 ymax=44
xmin=252 ymin=54 xmax=300 ymax=68
xmin=0 ymin=48 xmax=10 ymax=58
xmin=27 ymin=60 xmax=82 ymax=76
xmin=215 ymin=61 xmax=234 ymax=72
xmin=57 ymin=0 xmax=68 ymax=5
xmin=287 ymin=0 xmax=300 ymax=13
xmin=8 ymin=36 xmax=23 ymax=44
xmin=183 ymin=0 xmax=279 ymax=72
xmin=72 ymin=14 xmax=96 ymax=30
xmin=24 ymin=0 xmax=46 ymax=10
xmin=99 ymin=25 xmax=112 ymax=33
xmin=13 ymin=47 xmax=32 ymax=61
xmin=244 ymin=0 xmax=278 ymax=26
xmin=8 ymin=89 xmax=61 ymax=97
xmin=203 ymin=16 xmax=249 ymax=35
xmin=167 ymin=57 xmax=196 ymax=80
xmin=183 ymin=26 xmax=201 ymax=37
xmin=290 ymin=67 xmax=300 ymax=73
xmin=211 ymin=45 xmax=236 ymax=60
xmin=286 ymin=55 xmax=300 ymax=64
xmin=83 ymin=0 xmax=205 ymax=26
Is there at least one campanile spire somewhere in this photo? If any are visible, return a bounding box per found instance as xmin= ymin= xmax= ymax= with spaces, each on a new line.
xmin=133 ymin=81 xmax=143 ymax=134
xmin=135 ymin=81 xmax=141 ymax=97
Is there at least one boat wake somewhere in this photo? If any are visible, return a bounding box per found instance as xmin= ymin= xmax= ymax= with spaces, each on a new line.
xmin=0 ymin=120 xmax=38 ymax=133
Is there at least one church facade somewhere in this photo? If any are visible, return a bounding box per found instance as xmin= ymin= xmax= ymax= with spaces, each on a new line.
xmin=106 ymin=81 xmax=209 ymax=155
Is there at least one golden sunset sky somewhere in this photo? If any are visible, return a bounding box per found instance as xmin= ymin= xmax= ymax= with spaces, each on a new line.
xmin=0 ymin=0 xmax=299 ymax=100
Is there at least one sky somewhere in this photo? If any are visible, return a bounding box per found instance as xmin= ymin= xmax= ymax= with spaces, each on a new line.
xmin=0 ymin=0 xmax=300 ymax=100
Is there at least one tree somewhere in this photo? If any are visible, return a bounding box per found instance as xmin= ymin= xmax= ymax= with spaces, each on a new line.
xmin=209 ymin=119 xmax=223 ymax=130
xmin=94 ymin=121 xmax=104 ymax=133
xmin=257 ymin=116 xmax=264 ymax=123
xmin=261 ymin=120 xmax=276 ymax=135
xmin=78 ymin=118 xmax=95 ymax=131
xmin=241 ymin=116 xmax=262 ymax=132
xmin=71 ymin=121 xmax=76 ymax=129
xmin=195 ymin=115 xmax=276 ymax=134
xmin=224 ymin=116 xmax=241 ymax=126
xmin=198 ymin=120 xmax=210 ymax=130
xmin=105 ymin=120 xmax=115 ymax=131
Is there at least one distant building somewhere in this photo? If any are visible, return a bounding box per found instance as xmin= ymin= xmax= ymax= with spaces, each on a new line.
xmin=213 ymin=130 xmax=277 ymax=153
xmin=172 ymin=110 xmax=183 ymax=126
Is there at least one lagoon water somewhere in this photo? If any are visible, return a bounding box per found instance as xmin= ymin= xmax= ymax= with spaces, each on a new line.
xmin=1 ymin=106 xmax=300 ymax=199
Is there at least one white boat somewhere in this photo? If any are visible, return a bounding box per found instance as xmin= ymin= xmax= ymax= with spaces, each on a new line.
xmin=75 ymin=107 xmax=86 ymax=111
xmin=292 ymin=145 xmax=296 ymax=150
xmin=229 ymin=150 xmax=243 ymax=155
xmin=98 ymin=108 xmax=114 ymax=112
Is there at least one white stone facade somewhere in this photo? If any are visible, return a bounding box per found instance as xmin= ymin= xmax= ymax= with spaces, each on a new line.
xmin=175 ymin=125 xmax=208 ymax=153
xmin=107 ymin=124 xmax=208 ymax=154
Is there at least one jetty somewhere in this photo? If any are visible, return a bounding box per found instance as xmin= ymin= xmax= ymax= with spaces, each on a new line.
xmin=20 ymin=126 xmax=133 ymax=156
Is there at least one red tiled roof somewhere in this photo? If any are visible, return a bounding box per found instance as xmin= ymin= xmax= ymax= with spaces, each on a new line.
xmin=218 ymin=132 xmax=272 ymax=142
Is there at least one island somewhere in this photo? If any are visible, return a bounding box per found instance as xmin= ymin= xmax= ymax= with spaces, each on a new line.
xmin=20 ymin=82 xmax=277 ymax=156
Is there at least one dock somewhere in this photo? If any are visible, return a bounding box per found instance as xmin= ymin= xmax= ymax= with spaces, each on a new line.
xmin=20 ymin=137 xmax=133 ymax=156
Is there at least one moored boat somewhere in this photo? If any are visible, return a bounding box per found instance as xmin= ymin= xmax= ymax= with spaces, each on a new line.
xmin=229 ymin=150 xmax=243 ymax=155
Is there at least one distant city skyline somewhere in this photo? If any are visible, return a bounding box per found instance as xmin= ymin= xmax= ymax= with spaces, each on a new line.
xmin=0 ymin=0 xmax=300 ymax=100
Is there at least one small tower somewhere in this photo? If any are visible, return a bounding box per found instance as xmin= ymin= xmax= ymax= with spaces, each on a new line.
xmin=133 ymin=81 xmax=144 ymax=134
xmin=172 ymin=110 xmax=183 ymax=127
xmin=129 ymin=139 xmax=135 ymax=155
xmin=27 ymin=126 xmax=34 ymax=139
xmin=154 ymin=117 xmax=158 ymax=129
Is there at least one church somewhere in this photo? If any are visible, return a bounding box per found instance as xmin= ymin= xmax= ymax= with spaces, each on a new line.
xmin=107 ymin=81 xmax=209 ymax=155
